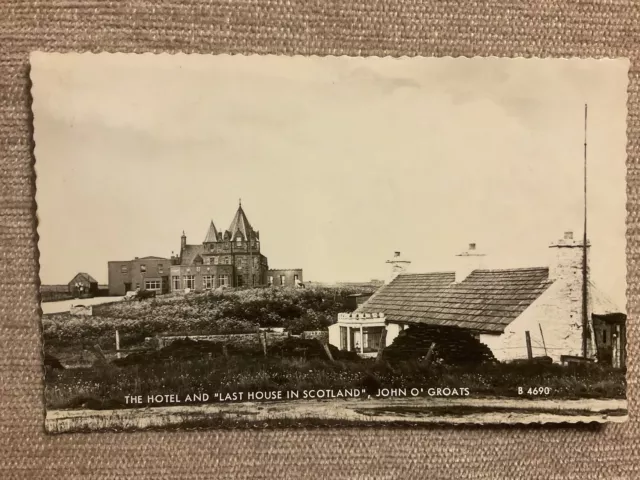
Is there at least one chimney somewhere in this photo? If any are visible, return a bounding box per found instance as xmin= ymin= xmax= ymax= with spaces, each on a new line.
xmin=385 ymin=251 xmax=411 ymax=284
xmin=548 ymin=230 xmax=590 ymax=282
xmin=181 ymin=231 xmax=187 ymax=250
xmin=455 ymin=243 xmax=486 ymax=283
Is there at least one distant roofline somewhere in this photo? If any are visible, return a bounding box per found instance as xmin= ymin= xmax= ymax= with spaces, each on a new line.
xmin=398 ymin=267 xmax=549 ymax=276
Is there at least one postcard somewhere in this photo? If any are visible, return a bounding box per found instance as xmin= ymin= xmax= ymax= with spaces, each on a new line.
xmin=31 ymin=53 xmax=629 ymax=433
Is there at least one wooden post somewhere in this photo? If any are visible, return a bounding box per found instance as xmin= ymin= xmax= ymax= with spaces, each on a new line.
xmin=525 ymin=331 xmax=533 ymax=360
xmin=359 ymin=325 xmax=364 ymax=355
xmin=375 ymin=327 xmax=387 ymax=364
xmin=259 ymin=332 xmax=267 ymax=357
xmin=538 ymin=324 xmax=547 ymax=357
xmin=115 ymin=329 xmax=121 ymax=359
xmin=424 ymin=342 xmax=436 ymax=368
xmin=91 ymin=344 xmax=107 ymax=365
xmin=320 ymin=341 xmax=335 ymax=362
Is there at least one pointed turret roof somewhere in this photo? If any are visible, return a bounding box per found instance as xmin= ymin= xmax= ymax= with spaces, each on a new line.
xmin=227 ymin=201 xmax=254 ymax=240
xmin=203 ymin=220 xmax=219 ymax=243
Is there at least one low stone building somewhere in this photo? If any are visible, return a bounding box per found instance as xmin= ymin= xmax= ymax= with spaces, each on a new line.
xmin=267 ymin=269 xmax=303 ymax=287
xmin=330 ymin=232 xmax=626 ymax=366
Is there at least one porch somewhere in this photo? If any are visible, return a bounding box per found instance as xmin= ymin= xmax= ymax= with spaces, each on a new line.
xmin=328 ymin=313 xmax=388 ymax=358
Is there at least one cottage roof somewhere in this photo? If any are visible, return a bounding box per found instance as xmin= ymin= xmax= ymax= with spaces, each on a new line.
xmin=226 ymin=204 xmax=254 ymax=240
xmin=358 ymin=268 xmax=553 ymax=333
xmin=204 ymin=220 xmax=219 ymax=243
xmin=180 ymin=245 xmax=205 ymax=265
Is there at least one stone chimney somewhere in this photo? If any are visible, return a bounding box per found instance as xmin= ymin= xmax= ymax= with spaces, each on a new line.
xmin=548 ymin=230 xmax=590 ymax=282
xmin=181 ymin=231 xmax=187 ymax=251
xmin=455 ymin=243 xmax=486 ymax=283
xmin=385 ymin=251 xmax=411 ymax=284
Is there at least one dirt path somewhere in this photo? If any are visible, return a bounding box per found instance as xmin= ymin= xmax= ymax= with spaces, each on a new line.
xmin=41 ymin=296 xmax=125 ymax=314
xmin=46 ymin=396 xmax=628 ymax=433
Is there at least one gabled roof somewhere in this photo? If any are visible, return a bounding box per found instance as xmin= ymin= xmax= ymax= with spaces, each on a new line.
xmin=204 ymin=220 xmax=219 ymax=243
xmin=180 ymin=245 xmax=205 ymax=266
xmin=226 ymin=204 xmax=254 ymax=240
xmin=138 ymin=256 xmax=169 ymax=260
xmin=71 ymin=272 xmax=98 ymax=284
xmin=358 ymin=268 xmax=553 ymax=333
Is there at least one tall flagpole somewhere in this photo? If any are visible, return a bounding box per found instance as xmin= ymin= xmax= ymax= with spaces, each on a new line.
xmin=582 ymin=104 xmax=589 ymax=358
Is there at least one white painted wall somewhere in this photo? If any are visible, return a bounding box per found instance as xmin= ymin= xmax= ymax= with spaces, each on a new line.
xmin=385 ymin=323 xmax=402 ymax=347
xmin=480 ymin=276 xmax=594 ymax=362
xmin=328 ymin=324 xmax=341 ymax=349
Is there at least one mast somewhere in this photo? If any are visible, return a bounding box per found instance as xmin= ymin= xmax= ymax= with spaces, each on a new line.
xmin=582 ymin=104 xmax=589 ymax=358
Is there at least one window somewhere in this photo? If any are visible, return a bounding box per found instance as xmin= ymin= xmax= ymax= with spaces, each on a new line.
xmin=145 ymin=280 xmax=161 ymax=290
xmin=603 ymin=330 xmax=607 ymax=344
xmin=268 ymin=276 xmax=273 ymax=286
xmin=202 ymin=275 xmax=214 ymax=289
xmin=340 ymin=326 xmax=348 ymax=350
xmin=172 ymin=276 xmax=181 ymax=290
xmin=254 ymin=257 xmax=259 ymax=266
xmin=213 ymin=257 xmax=219 ymax=265
xmin=280 ymin=275 xmax=286 ymax=286
xmin=196 ymin=266 xmax=201 ymax=273
xmin=294 ymin=275 xmax=299 ymax=282
xmin=121 ymin=265 xmax=128 ymax=274
xmin=140 ymin=265 xmax=147 ymax=273
xmin=224 ymin=257 xmax=230 ymax=265
xmin=236 ymin=237 xmax=242 ymax=246
xmin=218 ymin=274 xmax=229 ymax=287
xmin=184 ymin=275 xmax=195 ymax=289
xmin=237 ymin=274 xmax=244 ymax=287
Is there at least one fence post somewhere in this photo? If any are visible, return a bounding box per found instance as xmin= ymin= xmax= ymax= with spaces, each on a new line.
xmin=375 ymin=327 xmax=387 ymax=364
xmin=115 ymin=329 xmax=121 ymax=359
xmin=525 ymin=331 xmax=533 ymax=360
xmin=424 ymin=342 xmax=436 ymax=368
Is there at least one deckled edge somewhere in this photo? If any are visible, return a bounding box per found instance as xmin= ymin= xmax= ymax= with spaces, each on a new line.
xmin=28 ymin=53 xmax=48 ymax=435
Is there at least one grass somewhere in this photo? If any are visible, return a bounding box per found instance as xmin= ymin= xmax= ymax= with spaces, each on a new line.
xmin=42 ymin=286 xmax=375 ymax=349
xmin=44 ymin=351 xmax=626 ymax=410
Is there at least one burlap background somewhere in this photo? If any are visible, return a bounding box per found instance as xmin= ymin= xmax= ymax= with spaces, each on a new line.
xmin=1 ymin=1 xmax=639 ymax=478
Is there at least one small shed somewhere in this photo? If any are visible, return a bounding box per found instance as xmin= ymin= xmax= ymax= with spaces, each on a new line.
xmin=68 ymin=272 xmax=99 ymax=297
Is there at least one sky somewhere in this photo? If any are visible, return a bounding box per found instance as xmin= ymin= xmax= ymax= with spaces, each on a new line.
xmin=31 ymin=54 xmax=629 ymax=309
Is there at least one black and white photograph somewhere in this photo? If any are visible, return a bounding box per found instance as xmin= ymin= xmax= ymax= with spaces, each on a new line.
xmin=31 ymin=53 xmax=628 ymax=433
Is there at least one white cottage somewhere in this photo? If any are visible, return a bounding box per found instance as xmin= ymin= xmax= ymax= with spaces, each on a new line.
xmin=329 ymin=232 xmax=626 ymax=366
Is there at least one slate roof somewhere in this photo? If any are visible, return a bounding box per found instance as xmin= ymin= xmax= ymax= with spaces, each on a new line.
xmin=180 ymin=245 xmax=205 ymax=266
xmin=358 ymin=268 xmax=553 ymax=333
xmin=227 ymin=205 xmax=254 ymax=240
xmin=204 ymin=221 xmax=219 ymax=243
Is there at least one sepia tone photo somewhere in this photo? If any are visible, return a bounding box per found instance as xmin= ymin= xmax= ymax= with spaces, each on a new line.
xmin=31 ymin=53 xmax=628 ymax=433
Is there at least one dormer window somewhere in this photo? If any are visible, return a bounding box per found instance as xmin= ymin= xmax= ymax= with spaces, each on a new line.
xmin=236 ymin=237 xmax=242 ymax=246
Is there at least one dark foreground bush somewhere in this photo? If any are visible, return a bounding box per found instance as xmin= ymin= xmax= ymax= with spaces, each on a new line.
xmin=383 ymin=324 xmax=496 ymax=366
